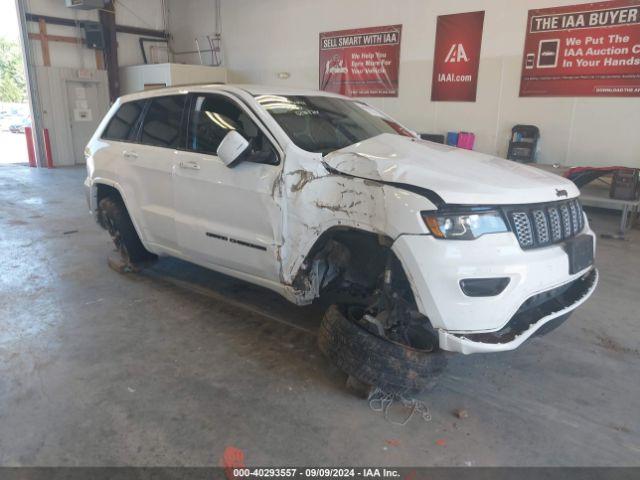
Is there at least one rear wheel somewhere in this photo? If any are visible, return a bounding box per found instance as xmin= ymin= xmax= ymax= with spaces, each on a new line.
xmin=98 ymin=196 xmax=157 ymax=266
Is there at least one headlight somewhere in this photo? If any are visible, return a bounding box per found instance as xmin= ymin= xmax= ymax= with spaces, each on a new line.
xmin=422 ymin=210 xmax=508 ymax=240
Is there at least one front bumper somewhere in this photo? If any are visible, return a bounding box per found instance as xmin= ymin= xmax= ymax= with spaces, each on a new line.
xmin=438 ymin=268 xmax=598 ymax=354
xmin=392 ymin=222 xmax=597 ymax=353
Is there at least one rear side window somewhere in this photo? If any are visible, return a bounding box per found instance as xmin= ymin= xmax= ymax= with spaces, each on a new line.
xmin=139 ymin=95 xmax=187 ymax=149
xmin=102 ymin=100 xmax=145 ymax=141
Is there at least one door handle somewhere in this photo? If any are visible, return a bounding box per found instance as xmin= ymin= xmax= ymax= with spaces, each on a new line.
xmin=179 ymin=161 xmax=200 ymax=170
xmin=123 ymin=150 xmax=138 ymax=160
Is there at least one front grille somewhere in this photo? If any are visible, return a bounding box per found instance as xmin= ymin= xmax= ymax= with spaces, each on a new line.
xmin=548 ymin=207 xmax=562 ymax=242
xmin=505 ymin=199 xmax=585 ymax=249
xmin=512 ymin=212 xmax=533 ymax=247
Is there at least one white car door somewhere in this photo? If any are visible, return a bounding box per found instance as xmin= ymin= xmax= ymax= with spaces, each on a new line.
xmin=173 ymin=92 xmax=283 ymax=282
xmin=116 ymin=95 xmax=187 ymax=253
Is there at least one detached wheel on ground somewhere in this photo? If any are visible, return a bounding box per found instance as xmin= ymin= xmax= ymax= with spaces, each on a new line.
xmin=98 ymin=196 xmax=157 ymax=267
xmin=318 ymin=304 xmax=447 ymax=394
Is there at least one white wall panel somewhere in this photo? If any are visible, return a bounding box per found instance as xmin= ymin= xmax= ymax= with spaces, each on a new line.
xmin=35 ymin=66 xmax=109 ymax=166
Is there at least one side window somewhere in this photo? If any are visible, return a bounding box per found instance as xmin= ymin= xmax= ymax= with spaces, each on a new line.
xmin=139 ymin=95 xmax=187 ymax=148
xmin=189 ymin=94 xmax=278 ymax=165
xmin=102 ymin=100 xmax=145 ymax=141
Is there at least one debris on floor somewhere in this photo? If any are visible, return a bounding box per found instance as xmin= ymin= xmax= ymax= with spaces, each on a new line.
xmin=107 ymin=255 xmax=140 ymax=274
xmin=368 ymin=387 xmax=432 ymax=426
xmin=454 ymin=408 xmax=469 ymax=419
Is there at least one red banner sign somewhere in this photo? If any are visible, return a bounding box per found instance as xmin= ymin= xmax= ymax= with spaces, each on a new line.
xmin=319 ymin=25 xmax=402 ymax=97
xmin=520 ymin=1 xmax=640 ymax=97
xmin=431 ymin=11 xmax=485 ymax=102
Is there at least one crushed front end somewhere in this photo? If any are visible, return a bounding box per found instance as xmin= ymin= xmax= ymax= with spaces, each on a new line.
xmin=393 ymin=198 xmax=598 ymax=354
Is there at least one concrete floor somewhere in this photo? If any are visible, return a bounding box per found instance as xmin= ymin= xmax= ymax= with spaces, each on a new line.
xmin=0 ymin=163 xmax=639 ymax=467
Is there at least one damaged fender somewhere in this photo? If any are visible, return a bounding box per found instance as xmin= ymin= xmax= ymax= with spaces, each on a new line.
xmin=275 ymin=142 xmax=436 ymax=304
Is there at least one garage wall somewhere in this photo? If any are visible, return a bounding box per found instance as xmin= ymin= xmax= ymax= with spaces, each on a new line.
xmin=22 ymin=0 xmax=166 ymax=69
xmin=35 ymin=66 xmax=110 ymax=166
xmin=20 ymin=0 xmax=168 ymax=166
xmin=168 ymin=0 xmax=640 ymax=168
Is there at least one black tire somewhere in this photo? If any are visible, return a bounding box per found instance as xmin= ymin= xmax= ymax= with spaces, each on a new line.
xmin=318 ymin=305 xmax=447 ymax=394
xmin=98 ymin=196 xmax=157 ymax=265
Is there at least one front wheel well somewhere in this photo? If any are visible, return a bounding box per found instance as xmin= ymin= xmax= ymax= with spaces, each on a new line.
xmin=297 ymin=227 xmax=438 ymax=351
xmin=293 ymin=227 xmax=400 ymax=296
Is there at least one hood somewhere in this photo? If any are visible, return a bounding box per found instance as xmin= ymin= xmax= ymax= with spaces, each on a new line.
xmin=324 ymin=134 xmax=579 ymax=206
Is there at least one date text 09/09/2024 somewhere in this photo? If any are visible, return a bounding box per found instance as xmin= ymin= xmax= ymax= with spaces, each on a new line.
xmin=232 ymin=468 xmax=402 ymax=478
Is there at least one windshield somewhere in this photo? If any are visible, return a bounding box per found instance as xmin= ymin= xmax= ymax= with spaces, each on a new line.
xmin=254 ymin=95 xmax=414 ymax=155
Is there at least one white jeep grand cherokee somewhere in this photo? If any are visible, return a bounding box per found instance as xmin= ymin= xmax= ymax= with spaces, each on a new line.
xmin=85 ymin=85 xmax=597 ymax=382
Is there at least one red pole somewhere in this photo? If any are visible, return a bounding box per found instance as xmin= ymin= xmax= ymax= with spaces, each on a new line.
xmin=43 ymin=128 xmax=54 ymax=168
xmin=25 ymin=126 xmax=37 ymax=168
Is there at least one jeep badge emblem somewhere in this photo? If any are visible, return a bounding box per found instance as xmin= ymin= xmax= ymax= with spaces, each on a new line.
xmin=556 ymin=189 xmax=568 ymax=198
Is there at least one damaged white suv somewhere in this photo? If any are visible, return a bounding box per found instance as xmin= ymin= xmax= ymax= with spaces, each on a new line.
xmin=86 ymin=85 xmax=597 ymax=390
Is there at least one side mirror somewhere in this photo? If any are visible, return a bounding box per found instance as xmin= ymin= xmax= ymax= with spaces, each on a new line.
xmin=217 ymin=130 xmax=250 ymax=167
